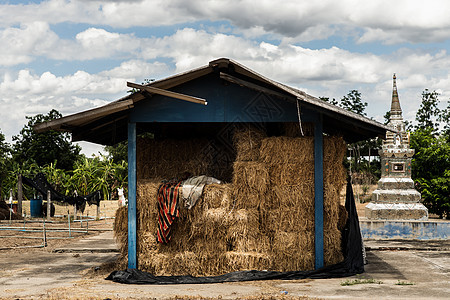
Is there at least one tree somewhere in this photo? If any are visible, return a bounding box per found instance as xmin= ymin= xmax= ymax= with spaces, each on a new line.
xmin=104 ymin=140 xmax=127 ymax=163
xmin=410 ymin=128 xmax=450 ymax=218
xmin=12 ymin=109 xmax=82 ymax=171
xmin=438 ymin=101 xmax=450 ymax=139
xmin=340 ymin=90 xmax=368 ymax=116
xmin=408 ymin=90 xmax=450 ymax=218
xmin=0 ymin=130 xmax=11 ymax=199
xmin=415 ymin=89 xmax=440 ymax=132
xmin=320 ymin=97 xmax=339 ymax=106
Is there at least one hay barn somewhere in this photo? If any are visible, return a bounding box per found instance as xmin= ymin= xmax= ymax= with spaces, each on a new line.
xmin=35 ymin=58 xmax=391 ymax=275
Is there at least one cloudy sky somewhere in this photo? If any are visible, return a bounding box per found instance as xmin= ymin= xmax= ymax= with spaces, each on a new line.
xmin=1 ymin=0 xmax=449 ymax=155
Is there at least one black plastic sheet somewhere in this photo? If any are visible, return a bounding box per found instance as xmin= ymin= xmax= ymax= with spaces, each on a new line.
xmin=106 ymin=178 xmax=364 ymax=284
xmin=22 ymin=173 xmax=102 ymax=211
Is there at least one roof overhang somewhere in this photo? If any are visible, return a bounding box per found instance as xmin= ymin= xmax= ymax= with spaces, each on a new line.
xmin=34 ymin=58 xmax=393 ymax=145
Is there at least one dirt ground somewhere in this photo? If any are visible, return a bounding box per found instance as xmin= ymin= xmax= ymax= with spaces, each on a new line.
xmin=0 ymin=229 xmax=448 ymax=299
xmin=1 ymin=198 xmax=449 ymax=299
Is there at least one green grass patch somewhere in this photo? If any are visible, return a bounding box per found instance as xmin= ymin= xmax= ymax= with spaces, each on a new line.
xmin=395 ymin=280 xmax=415 ymax=286
xmin=340 ymin=278 xmax=383 ymax=286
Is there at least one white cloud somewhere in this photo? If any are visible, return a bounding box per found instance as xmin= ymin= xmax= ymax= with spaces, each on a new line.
xmin=1 ymin=0 xmax=449 ymax=150
xmin=0 ymin=59 xmax=170 ymax=141
xmin=2 ymin=1 xmax=450 ymax=44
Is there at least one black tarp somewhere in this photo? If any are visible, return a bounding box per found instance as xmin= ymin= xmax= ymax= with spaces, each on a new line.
xmin=22 ymin=173 xmax=102 ymax=211
xmin=106 ymin=178 xmax=364 ymax=284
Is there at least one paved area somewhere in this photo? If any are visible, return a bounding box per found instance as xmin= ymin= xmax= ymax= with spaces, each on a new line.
xmin=0 ymin=231 xmax=449 ymax=299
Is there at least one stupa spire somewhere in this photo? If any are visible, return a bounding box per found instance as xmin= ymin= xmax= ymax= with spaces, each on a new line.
xmin=390 ymin=74 xmax=402 ymax=119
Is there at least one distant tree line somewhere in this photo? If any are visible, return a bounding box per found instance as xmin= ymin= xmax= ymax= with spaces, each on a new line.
xmin=0 ymin=109 xmax=127 ymax=203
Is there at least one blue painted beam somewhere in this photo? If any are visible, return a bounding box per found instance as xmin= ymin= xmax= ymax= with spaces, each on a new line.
xmin=127 ymin=122 xmax=137 ymax=269
xmin=314 ymin=113 xmax=324 ymax=269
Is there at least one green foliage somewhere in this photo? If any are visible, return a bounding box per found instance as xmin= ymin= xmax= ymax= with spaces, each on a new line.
xmin=12 ymin=109 xmax=82 ymax=171
xmin=415 ymin=89 xmax=441 ymax=132
xmin=341 ymin=278 xmax=383 ymax=286
xmin=70 ymin=156 xmax=127 ymax=200
xmin=104 ymin=140 xmax=128 ymax=163
xmin=320 ymin=96 xmax=339 ymax=106
xmin=322 ymin=90 xmax=379 ymax=180
xmin=321 ymin=90 xmax=368 ymax=116
xmin=340 ymin=90 xmax=368 ymax=116
xmin=0 ymin=130 xmax=12 ymax=199
xmin=438 ymin=101 xmax=450 ymax=138
xmin=410 ymin=128 xmax=450 ymax=218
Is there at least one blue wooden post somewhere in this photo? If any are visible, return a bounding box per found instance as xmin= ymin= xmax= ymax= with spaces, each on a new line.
xmin=314 ymin=114 xmax=324 ymax=269
xmin=127 ymin=122 xmax=137 ymax=269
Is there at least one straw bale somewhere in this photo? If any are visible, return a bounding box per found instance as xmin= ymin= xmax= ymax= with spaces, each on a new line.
xmin=233 ymin=126 xmax=266 ymax=161
xmin=137 ymin=251 xmax=168 ymax=276
xmin=271 ymin=231 xmax=315 ymax=271
xmin=260 ymin=136 xmax=314 ymax=165
xmin=268 ymin=163 xmax=314 ymax=187
xmin=226 ymin=209 xmax=266 ymax=252
xmin=136 ymin=179 xmax=160 ymax=233
xmin=201 ymin=184 xmax=231 ymax=209
xmin=113 ymin=206 xmax=128 ymax=255
xmin=272 ymin=231 xmax=314 ymax=254
xmin=156 ymin=205 xmax=198 ymax=254
xmin=195 ymin=253 xmax=228 ymax=276
xmin=267 ymin=206 xmax=314 ymax=232
xmin=140 ymin=251 xmax=203 ymax=276
xmin=188 ymin=207 xmax=229 ymax=254
xmin=232 ymin=161 xmax=270 ymax=209
xmin=233 ymin=234 xmax=271 ymax=253
xmin=137 ymin=137 xmax=212 ymax=180
xmin=283 ymin=122 xmax=314 ymax=137
xmin=324 ymin=136 xmax=347 ymax=163
xmin=323 ymin=184 xmax=340 ymax=230
xmin=225 ymin=251 xmax=271 ymax=272
xmin=271 ymin=184 xmax=314 ymax=209
xmin=323 ymin=136 xmax=347 ymax=188
xmin=232 ymin=161 xmax=270 ymax=194
xmin=324 ymin=228 xmax=344 ymax=266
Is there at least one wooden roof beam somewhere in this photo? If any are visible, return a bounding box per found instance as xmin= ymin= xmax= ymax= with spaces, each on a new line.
xmin=127 ymin=82 xmax=207 ymax=106
xmin=220 ymin=72 xmax=294 ymax=101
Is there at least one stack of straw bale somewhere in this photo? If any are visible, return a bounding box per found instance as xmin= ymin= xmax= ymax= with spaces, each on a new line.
xmin=137 ymin=138 xmax=212 ymax=180
xmin=323 ymin=136 xmax=347 ymax=265
xmin=114 ymin=128 xmax=347 ymax=275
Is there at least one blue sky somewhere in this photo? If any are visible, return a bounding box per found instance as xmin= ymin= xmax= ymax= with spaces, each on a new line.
xmin=1 ymin=0 xmax=449 ymax=155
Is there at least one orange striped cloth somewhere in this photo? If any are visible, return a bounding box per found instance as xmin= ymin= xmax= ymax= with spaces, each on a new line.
xmin=156 ymin=180 xmax=183 ymax=244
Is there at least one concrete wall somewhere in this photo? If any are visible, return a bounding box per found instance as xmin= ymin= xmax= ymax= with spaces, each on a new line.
xmin=360 ymin=220 xmax=449 ymax=240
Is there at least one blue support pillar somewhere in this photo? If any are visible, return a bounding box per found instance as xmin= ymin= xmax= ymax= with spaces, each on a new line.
xmin=127 ymin=122 xmax=137 ymax=269
xmin=314 ymin=114 xmax=324 ymax=269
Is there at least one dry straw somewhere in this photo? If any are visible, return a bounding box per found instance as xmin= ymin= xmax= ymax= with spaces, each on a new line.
xmin=201 ymin=184 xmax=231 ymax=209
xmin=137 ymin=137 xmax=212 ymax=180
xmin=260 ymin=136 xmax=314 ymax=165
xmin=233 ymin=126 xmax=266 ymax=161
xmin=113 ymin=134 xmax=349 ymax=275
xmin=283 ymin=122 xmax=314 ymax=137
xmin=231 ymin=161 xmax=270 ymax=209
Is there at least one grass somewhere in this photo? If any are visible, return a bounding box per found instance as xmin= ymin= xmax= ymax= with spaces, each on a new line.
xmin=395 ymin=280 xmax=415 ymax=286
xmin=340 ymin=278 xmax=383 ymax=286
